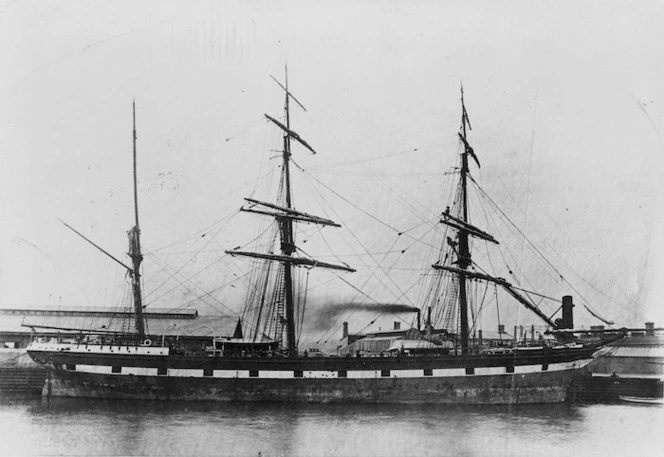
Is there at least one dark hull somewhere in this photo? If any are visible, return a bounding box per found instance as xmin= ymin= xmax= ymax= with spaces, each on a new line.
xmin=28 ymin=345 xmax=597 ymax=404
xmin=42 ymin=366 xmax=581 ymax=404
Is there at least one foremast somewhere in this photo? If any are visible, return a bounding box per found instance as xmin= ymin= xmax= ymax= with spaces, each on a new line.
xmin=432 ymin=88 xmax=560 ymax=352
xmin=456 ymin=86 xmax=472 ymax=355
xmin=227 ymin=69 xmax=354 ymax=356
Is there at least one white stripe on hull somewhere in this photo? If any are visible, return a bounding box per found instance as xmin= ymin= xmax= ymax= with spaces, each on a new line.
xmin=63 ymin=358 xmax=593 ymax=379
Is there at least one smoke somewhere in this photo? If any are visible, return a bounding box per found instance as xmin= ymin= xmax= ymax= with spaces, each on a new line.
xmin=327 ymin=302 xmax=419 ymax=314
xmin=304 ymin=299 xmax=419 ymax=332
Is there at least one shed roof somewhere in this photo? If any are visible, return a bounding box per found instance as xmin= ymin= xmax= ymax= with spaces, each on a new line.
xmin=6 ymin=314 xmax=239 ymax=338
xmin=0 ymin=307 xmax=198 ymax=319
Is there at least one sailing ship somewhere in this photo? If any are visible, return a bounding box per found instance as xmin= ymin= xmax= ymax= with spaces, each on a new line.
xmin=26 ymin=77 xmax=622 ymax=404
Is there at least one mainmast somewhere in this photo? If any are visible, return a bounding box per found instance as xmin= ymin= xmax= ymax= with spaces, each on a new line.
xmin=129 ymin=101 xmax=146 ymax=339
xmin=281 ymin=67 xmax=297 ymax=356
xmin=227 ymin=69 xmax=354 ymax=356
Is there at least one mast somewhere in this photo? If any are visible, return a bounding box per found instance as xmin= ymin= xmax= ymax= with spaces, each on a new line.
xmin=129 ymin=101 xmax=146 ymax=339
xmin=457 ymin=86 xmax=472 ymax=354
xmin=434 ymin=89 xmax=569 ymax=337
xmin=280 ymin=66 xmax=297 ymax=356
xmin=227 ymin=68 xmax=353 ymax=355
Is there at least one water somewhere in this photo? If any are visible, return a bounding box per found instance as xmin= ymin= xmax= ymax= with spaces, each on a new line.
xmin=0 ymin=396 xmax=662 ymax=457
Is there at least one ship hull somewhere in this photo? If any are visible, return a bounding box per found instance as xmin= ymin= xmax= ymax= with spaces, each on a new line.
xmin=41 ymin=368 xmax=579 ymax=404
xmin=29 ymin=344 xmax=595 ymax=404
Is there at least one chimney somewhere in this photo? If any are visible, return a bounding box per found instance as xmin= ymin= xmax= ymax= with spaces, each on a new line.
xmin=416 ymin=309 xmax=421 ymax=331
xmin=394 ymin=321 xmax=401 ymax=330
xmin=425 ymin=306 xmax=433 ymax=336
xmin=478 ymin=330 xmax=483 ymax=345
xmin=562 ymin=295 xmax=574 ymax=329
xmin=590 ymin=325 xmax=605 ymax=337
xmin=498 ymin=324 xmax=505 ymax=334
xmin=645 ymin=322 xmax=655 ymax=337
xmin=342 ymin=322 xmax=348 ymax=338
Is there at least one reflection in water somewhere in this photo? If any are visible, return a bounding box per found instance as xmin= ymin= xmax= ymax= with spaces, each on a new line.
xmin=0 ymin=395 xmax=661 ymax=456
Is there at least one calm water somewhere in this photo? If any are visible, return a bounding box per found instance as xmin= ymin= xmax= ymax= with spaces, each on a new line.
xmin=0 ymin=395 xmax=662 ymax=457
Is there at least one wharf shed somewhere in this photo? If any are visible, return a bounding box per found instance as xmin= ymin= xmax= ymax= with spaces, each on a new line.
xmin=0 ymin=307 xmax=238 ymax=349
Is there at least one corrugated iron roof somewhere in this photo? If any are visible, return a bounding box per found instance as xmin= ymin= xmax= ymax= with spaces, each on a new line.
xmin=0 ymin=307 xmax=198 ymax=319
xmin=7 ymin=315 xmax=240 ymax=338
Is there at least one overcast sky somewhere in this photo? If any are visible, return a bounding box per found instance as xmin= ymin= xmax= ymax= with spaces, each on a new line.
xmin=1 ymin=1 xmax=662 ymax=333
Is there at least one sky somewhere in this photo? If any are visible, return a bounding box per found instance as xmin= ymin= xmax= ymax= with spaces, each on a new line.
xmin=0 ymin=0 xmax=662 ymax=338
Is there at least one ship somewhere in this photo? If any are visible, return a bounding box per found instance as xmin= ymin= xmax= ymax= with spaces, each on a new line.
xmin=26 ymin=76 xmax=623 ymax=404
